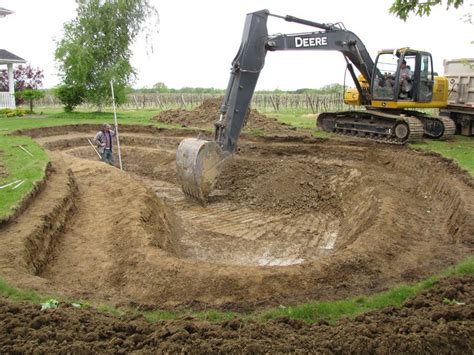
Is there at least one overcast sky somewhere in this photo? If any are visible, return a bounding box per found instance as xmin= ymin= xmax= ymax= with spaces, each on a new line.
xmin=0 ymin=0 xmax=472 ymax=90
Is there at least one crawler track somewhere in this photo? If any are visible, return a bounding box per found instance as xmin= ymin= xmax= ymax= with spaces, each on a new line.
xmin=317 ymin=110 xmax=424 ymax=144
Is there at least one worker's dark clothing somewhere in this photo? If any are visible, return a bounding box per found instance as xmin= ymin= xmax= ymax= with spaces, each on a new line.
xmin=93 ymin=129 xmax=115 ymax=165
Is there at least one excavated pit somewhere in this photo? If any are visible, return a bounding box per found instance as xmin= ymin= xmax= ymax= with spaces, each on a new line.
xmin=0 ymin=123 xmax=472 ymax=312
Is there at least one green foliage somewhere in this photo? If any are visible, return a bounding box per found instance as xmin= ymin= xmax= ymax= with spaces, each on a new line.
xmin=132 ymin=83 xmax=344 ymax=95
xmin=0 ymin=108 xmax=28 ymax=117
xmin=294 ymin=83 xmax=345 ymax=95
xmin=54 ymin=84 xmax=86 ymax=112
xmin=55 ymin=0 xmax=159 ymax=110
xmin=134 ymin=86 xmax=225 ymax=94
xmin=14 ymin=89 xmax=45 ymax=113
xmin=390 ymin=0 xmax=465 ymax=20
xmin=40 ymin=299 xmax=59 ymax=310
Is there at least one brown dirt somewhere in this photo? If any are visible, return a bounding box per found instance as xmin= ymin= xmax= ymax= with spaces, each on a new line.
xmin=154 ymin=97 xmax=303 ymax=135
xmin=215 ymin=158 xmax=345 ymax=216
xmin=0 ymin=125 xmax=470 ymax=314
xmin=1 ymin=275 xmax=473 ymax=353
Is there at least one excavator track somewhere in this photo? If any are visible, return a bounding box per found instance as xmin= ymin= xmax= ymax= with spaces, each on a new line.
xmin=408 ymin=114 xmax=456 ymax=140
xmin=317 ymin=110 xmax=424 ymax=145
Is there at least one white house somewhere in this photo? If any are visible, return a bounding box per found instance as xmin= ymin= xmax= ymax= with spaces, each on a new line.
xmin=0 ymin=49 xmax=26 ymax=108
xmin=0 ymin=7 xmax=26 ymax=109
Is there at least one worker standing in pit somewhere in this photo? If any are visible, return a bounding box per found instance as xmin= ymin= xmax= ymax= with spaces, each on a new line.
xmin=93 ymin=123 xmax=115 ymax=165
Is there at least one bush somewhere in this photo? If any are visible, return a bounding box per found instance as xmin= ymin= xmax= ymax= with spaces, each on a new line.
xmin=14 ymin=89 xmax=45 ymax=113
xmin=54 ymin=85 xmax=85 ymax=112
xmin=0 ymin=108 xmax=28 ymax=117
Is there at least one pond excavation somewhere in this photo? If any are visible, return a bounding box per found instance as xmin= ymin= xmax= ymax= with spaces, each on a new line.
xmin=0 ymin=124 xmax=472 ymax=312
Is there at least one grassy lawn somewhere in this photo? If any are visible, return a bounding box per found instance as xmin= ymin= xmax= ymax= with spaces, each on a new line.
xmin=0 ymin=135 xmax=49 ymax=219
xmin=0 ymin=107 xmax=171 ymax=135
xmin=410 ymin=136 xmax=474 ymax=176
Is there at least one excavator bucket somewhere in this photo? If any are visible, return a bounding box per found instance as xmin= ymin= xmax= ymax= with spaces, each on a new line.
xmin=176 ymin=138 xmax=226 ymax=204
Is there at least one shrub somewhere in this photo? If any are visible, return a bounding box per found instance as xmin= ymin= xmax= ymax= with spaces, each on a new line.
xmin=14 ymin=89 xmax=45 ymax=113
xmin=0 ymin=108 xmax=28 ymax=117
xmin=54 ymin=85 xmax=85 ymax=112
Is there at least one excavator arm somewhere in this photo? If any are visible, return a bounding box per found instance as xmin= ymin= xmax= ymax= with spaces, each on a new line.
xmin=176 ymin=9 xmax=375 ymax=203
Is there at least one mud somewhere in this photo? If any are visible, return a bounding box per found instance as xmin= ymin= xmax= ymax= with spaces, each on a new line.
xmin=154 ymin=97 xmax=303 ymax=135
xmin=1 ymin=275 xmax=473 ymax=353
xmin=0 ymin=124 xmax=471 ymax=315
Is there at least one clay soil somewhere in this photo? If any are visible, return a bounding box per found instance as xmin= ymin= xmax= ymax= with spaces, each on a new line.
xmin=0 ymin=120 xmax=473 ymax=351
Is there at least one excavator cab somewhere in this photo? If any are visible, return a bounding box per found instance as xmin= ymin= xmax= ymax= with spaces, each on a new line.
xmin=371 ymin=49 xmax=436 ymax=107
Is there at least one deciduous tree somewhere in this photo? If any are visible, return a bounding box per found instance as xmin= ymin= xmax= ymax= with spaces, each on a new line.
xmin=55 ymin=0 xmax=158 ymax=111
xmin=390 ymin=0 xmax=465 ymax=20
xmin=0 ymin=64 xmax=44 ymax=106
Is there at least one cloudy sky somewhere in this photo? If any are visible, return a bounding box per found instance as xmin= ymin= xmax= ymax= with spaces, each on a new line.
xmin=0 ymin=0 xmax=472 ymax=90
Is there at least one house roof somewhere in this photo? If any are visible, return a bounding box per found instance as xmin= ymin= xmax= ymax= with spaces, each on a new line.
xmin=0 ymin=7 xmax=13 ymax=17
xmin=0 ymin=49 xmax=26 ymax=64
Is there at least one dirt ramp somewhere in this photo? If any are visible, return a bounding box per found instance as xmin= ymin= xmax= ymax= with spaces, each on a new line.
xmin=40 ymin=155 xmax=182 ymax=301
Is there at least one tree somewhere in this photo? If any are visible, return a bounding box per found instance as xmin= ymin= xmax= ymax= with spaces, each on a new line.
xmin=0 ymin=64 xmax=44 ymax=105
xmin=390 ymin=0 xmax=465 ymax=20
xmin=14 ymin=89 xmax=45 ymax=113
xmin=152 ymin=82 xmax=168 ymax=92
xmin=54 ymin=84 xmax=86 ymax=112
xmin=55 ymin=0 xmax=159 ymax=111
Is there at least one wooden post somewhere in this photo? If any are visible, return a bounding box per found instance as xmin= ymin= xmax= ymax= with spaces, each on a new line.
xmin=110 ymin=81 xmax=123 ymax=170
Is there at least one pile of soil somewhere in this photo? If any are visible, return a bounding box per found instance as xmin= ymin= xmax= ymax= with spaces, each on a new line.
xmin=216 ymin=158 xmax=345 ymax=216
xmin=154 ymin=97 xmax=300 ymax=135
xmin=1 ymin=275 xmax=472 ymax=353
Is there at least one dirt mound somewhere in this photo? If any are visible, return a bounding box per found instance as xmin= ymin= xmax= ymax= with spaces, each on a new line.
xmin=1 ymin=275 xmax=472 ymax=353
xmin=216 ymin=158 xmax=345 ymax=216
xmin=154 ymin=97 xmax=301 ymax=135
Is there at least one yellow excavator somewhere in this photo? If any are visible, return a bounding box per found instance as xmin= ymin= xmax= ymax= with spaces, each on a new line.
xmin=176 ymin=9 xmax=456 ymax=203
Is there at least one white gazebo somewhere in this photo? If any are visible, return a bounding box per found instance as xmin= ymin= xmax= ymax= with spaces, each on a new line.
xmin=0 ymin=49 xmax=26 ymax=108
xmin=0 ymin=8 xmax=26 ymax=109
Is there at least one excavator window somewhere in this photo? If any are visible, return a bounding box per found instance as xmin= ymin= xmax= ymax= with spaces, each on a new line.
xmin=372 ymin=53 xmax=418 ymax=101
xmin=372 ymin=53 xmax=398 ymax=100
xmin=418 ymin=54 xmax=434 ymax=102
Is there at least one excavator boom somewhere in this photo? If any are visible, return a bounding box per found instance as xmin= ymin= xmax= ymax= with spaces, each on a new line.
xmin=176 ymin=9 xmax=379 ymax=203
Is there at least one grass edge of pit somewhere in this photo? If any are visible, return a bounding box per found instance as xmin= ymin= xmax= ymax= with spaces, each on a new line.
xmin=0 ymin=255 xmax=472 ymax=325
xmin=0 ymin=135 xmax=50 ymax=224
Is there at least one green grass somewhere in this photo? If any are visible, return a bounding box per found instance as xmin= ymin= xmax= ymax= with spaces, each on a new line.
xmin=257 ymin=277 xmax=438 ymax=324
xmin=0 ymin=135 xmax=49 ymax=219
xmin=0 ymin=107 xmax=177 ymax=135
xmin=410 ymin=136 xmax=474 ymax=176
xmin=271 ymin=112 xmax=316 ymax=129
